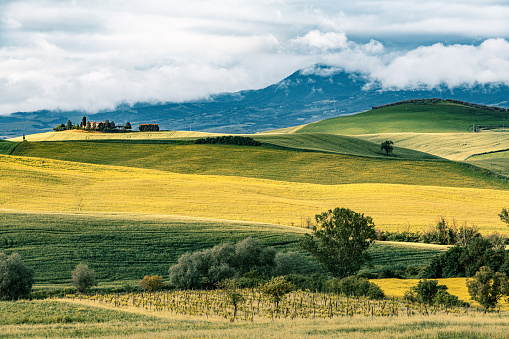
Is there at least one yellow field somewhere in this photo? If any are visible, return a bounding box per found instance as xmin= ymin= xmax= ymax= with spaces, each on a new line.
xmin=2 ymin=154 xmax=509 ymax=233
xmin=8 ymin=130 xmax=225 ymax=142
xmin=357 ymin=132 xmax=509 ymax=161
xmin=374 ymin=278 xmax=509 ymax=310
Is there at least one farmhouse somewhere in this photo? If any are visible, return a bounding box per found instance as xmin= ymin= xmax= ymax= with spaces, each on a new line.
xmin=139 ymin=124 xmax=159 ymax=131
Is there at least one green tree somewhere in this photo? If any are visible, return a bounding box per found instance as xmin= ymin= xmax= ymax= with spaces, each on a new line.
xmin=499 ymin=208 xmax=509 ymax=226
xmin=260 ymin=276 xmax=294 ymax=310
xmin=124 ymin=122 xmax=132 ymax=130
xmin=0 ymin=253 xmax=35 ymax=300
xmin=66 ymin=120 xmax=73 ymax=130
xmin=380 ymin=140 xmax=394 ymax=155
xmin=139 ymin=275 xmax=166 ymax=292
xmin=218 ymin=278 xmax=245 ymax=322
xmin=72 ymin=263 xmax=97 ymax=293
xmin=467 ymin=266 xmax=509 ymax=313
xmin=300 ymin=207 xmax=376 ymax=278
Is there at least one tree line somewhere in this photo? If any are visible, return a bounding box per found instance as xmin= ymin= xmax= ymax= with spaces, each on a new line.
xmin=54 ymin=116 xmax=132 ymax=132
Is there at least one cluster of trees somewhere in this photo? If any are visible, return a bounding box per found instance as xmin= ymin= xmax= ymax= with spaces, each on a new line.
xmin=54 ymin=117 xmax=132 ymax=132
xmin=375 ymin=218 xmax=486 ymax=246
xmin=194 ymin=136 xmax=263 ymax=146
xmin=422 ymin=236 xmax=509 ymax=279
xmin=168 ymin=237 xmax=321 ymax=290
xmin=404 ymin=279 xmax=468 ymax=308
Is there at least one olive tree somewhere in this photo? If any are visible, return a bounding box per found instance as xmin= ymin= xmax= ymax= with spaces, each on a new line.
xmin=0 ymin=253 xmax=35 ymax=300
xmin=300 ymin=207 xmax=376 ymax=278
xmin=467 ymin=266 xmax=509 ymax=313
xmin=72 ymin=263 xmax=97 ymax=293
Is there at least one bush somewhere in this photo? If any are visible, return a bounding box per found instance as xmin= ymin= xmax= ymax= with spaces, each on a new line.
xmin=329 ymin=276 xmax=385 ymax=299
xmin=169 ymin=237 xmax=277 ymax=290
xmin=72 ymin=263 xmax=97 ymax=293
xmin=139 ymin=275 xmax=166 ymax=292
xmin=0 ymin=253 xmax=35 ymax=300
xmin=194 ymin=136 xmax=262 ymax=146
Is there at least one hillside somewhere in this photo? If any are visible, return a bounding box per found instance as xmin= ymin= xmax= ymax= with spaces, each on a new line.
xmin=298 ymin=100 xmax=509 ymax=135
xmin=11 ymin=141 xmax=505 ymax=188
xmin=2 ymin=154 xmax=509 ymax=233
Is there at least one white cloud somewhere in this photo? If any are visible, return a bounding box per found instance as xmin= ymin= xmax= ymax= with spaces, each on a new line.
xmin=0 ymin=0 xmax=509 ymax=115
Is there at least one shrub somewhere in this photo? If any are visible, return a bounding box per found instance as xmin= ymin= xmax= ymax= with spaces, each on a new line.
xmin=71 ymin=263 xmax=97 ymax=293
xmin=329 ymin=276 xmax=385 ymax=299
xmin=139 ymin=275 xmax=166 ymax=292
xmin=467 ymin=266 xmax=509 ymax=313
xmin=194 ymin=136 xmax=262 ymax=146
xmin=0 ymin=253 xmax=35 ymax=300
xmin=260 ymin=276 xmax=294 ymax=309
xmin=169 ymin=237 xmax=277 ymax=289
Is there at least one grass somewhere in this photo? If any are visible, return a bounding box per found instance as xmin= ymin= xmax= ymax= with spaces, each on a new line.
xmin=356 ymin=132 xmax=509 ymax=161
xmin=0 ymin=140 xmax=19 ymax=155
xmin=253 ymin=133 xmax=439 ymax=160
xmin=8 ymin=130 xmax=223 ymax=142
xmin=2 ymin=155 xmax=509 ymax=232
xmin=0 ymin=209 xmax=453 ymax=284
xmin=10 ymin=141 xmax=509 ymax=189
xmin=364 ymin=241 xmax=448 ymax=274
xmin=2 ymin=298 xmax=509 ymax=338
xmin=297 ymin=101 xmax=509 ymax=135
xmin=0 ymin=210 xmax=308 ymax=284
xmin=468 ymin=150 xmax=509 ymax=177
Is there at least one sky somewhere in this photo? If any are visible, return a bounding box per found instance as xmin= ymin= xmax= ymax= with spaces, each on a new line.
xmin=1 ymin=0 xmax=509 ymax=115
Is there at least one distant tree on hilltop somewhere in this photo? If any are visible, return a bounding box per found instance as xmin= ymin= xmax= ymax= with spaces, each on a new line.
xmin=380 ymin=140 xmax=394 ymax=155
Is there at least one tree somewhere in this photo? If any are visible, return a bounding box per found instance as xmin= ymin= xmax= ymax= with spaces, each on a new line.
xmin=72 ymin=263 xmax=97 ymax=293
xmin=499 ymin=208 xmax=509 ymax=226
xmin=139 ymin=275 xmax=166 ymax=292
xmin=380 ymin=140 xmax=394 ymax=155
xmin=300 ymin=207 xmax=376 ymax=278
xmin=260 ymin=276 xmax=294 ymax=310
xmin=0 ymin=253 xmax=35 ymax=300
xmin=66 ymin=120 xmax=73 ymax=130
xmin=124 ymin=122 xmax=132 ymax=130
xmin=467 ymin=266 xmax=509 ymax=313
xmin=218 ymin=278 xmax=245 ymax=322
xmin=81 ymin=116 xmax=87 ymax=129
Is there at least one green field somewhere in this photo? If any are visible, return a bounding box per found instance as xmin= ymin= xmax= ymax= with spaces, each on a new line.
xmin=0 ymin=210 xmax=309 ymax=284
xmin=0 ymin=140 xmax=19 ymax=155
xmin=0 ymin=210 xmax=447 ymax=285
xmin=10 ymin=141 xmax=508 ymax=189
xmin=298 ymin=101 xmax=509 ymax=135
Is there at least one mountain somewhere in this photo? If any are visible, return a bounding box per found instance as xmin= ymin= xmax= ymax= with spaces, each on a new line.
xmin=1 ymin=65 xmax=509 ymax=139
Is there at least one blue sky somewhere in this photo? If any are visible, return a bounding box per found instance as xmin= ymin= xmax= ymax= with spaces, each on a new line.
xmin=1 ymin=0 xmax=509 ymax=114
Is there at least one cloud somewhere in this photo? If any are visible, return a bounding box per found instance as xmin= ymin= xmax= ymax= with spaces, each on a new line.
xmin=0 ymin=0 xmax=509 ymax=115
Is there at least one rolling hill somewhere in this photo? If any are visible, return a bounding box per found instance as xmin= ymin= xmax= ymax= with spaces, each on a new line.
xmin=2 ymin=98 xmax=509 ymax=286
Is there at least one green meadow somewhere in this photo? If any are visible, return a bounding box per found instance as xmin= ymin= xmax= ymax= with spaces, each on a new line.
xmin=298 ymin=101 xmax=509 ymax=135
xmin=10 ymin=140 xmax=508 ymax=189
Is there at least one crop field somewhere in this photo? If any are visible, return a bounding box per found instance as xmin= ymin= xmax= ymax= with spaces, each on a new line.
xmin=468 ymin=151 xmax=509 ymax=177
xmin=2 ymin=299 xmax=509 ymax=338
xmin=8 ymin=130 xmax=222 ymax=142
xmin=0 ymin=209 xmax=448 ymax=285
xmin=375 ymin=278 xmax=509 ymax=311
xmin=297 ymin=102 xmax=509 ymax=135
xmin=0 ymin=140 xmax=19 ymax=155
xmin=356 ymin=132 xmax=509 ymax=161
xmin=0 ymin=209 xmax=308 ymax=283
xmin=2 ymin=155 xmax=509 ymax=233
xmin=10 ymin=142 xmax=508 ymax=189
